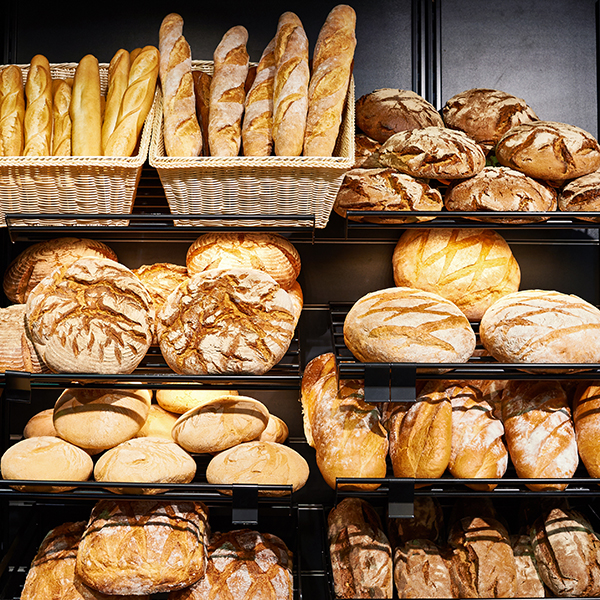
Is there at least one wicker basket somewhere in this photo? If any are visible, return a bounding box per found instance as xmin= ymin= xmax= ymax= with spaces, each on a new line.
xmin=0 ymin=62 xmax=156 ymax=227
xmin=149 ymin=60 xmax=355 ymax=228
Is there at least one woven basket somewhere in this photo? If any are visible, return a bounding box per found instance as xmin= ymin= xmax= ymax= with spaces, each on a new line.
xmin=0 ymin=62 xmax=156 ymax=227
xmin=149 ymin=60 xmax=355 ymax=228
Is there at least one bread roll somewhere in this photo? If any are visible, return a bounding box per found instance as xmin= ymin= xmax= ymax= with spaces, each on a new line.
xmin=0 ymin=436 xmax=93 ymax=492
xmin=70 ymin=54 xmax=102 ymax=156
xmin=510 ymin=534 xmax=546 ymax=598
xmin=101 ymin=49 xmax=130 ymax=153
xmin=76 ymin=499 xmax=209 ymax=595
xmin=257 ymin=413 xmax=289 ymax=443
xmin=25 ymin=257 xmax=153 ymax=374
xmin=52 ymin=78 xmax=72 ymax=155
xmin=192 ymin=70 xmax=211 ymax=155
xmin=502 ymin=380 xmax=578 ymax=490
xmin=328 ymin=497 xmax=393 ymax=599
xmin=0 ymin=64 xmax=25 ymax=155
xmin=272 ymin=12 xmax=309 ymax=156
xmin=0 ymin=304 xmax=47 ymax=374
xmin=23 ymin=408 xmax=57 ymax=438
xmin=23 ymin=54 xmax=53 ymax=155
xmin=392 ymin=228 xmax=521 ymax=321
xmin=343 ymin=287 xmax=476 ymax=364
xmin=208 ymin=25 xmax=249 ymax=156
xmin=53 ymin=388 xmax=152 ymax=454
xmin=135 ymin=403 xmax=178 ymax=439
xmin=304 ymin=4 xmax=356 ymax=156
xmin=156 ymin=388 xmax=239 ymax=414
xmin=559 ymin=169 xmax=600 ymax=217
xmin=172 ymin=395 xmax=269 ymax=453
xmin=356 ymin=89 xmax=445 ymax=143
xmin=573 ymin=383 xmax=600 ymax=478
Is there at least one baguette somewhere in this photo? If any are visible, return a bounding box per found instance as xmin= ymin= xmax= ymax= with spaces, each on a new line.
xmin=23 ymin=54 xmax=53 ymax=156
xmin=304 ymin=4 xmax=356 ymax=156
xmin=0 ymin=65 xmax=25 ymax=156
xmin=208 ymin=25 xmax=249 ymax=156
xmin=159 ymin=13 xmax=183 ymax=83
xmin=192 ymin=70 xmax=211 ymax=155
xmin=101 ymin=48 xmax=130 ymax=153
xmin=272 ymin=12 xmax=309 ymax=156
xmin=51 ymin=78 xmax=72 ymax=156
xmin=70 ymin=54 xmax=102 ymax=155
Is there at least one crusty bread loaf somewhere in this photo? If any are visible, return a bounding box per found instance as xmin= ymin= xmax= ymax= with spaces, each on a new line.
xmin=502 ymin=380 xmax=578 ymax=490
xmin=70 ymin=54 xmax=102 ymax=156
xmin=343 ymin=287 xmax=476 ymax=364
xmin=192 ymin=69 xmax=211 ymax=155
xmin=304 ymin=4 xmax=356 ymax=156
xmin=23 ymin=54 xmax=53 ymax=155
xmin=0 ymin=65 xmax=25 ymax=155
xmin=559 ymin=169 xmax=600 ymax=217
xmin=208 ymin=25 xmax=249 ymax=156
xmin=23 ymin=408 xmax=57 ymax=438
xmin=573 ymin=383 xmax=600 ymax=478
xmin=354 ymin=133 xmax=381 ymax=167
xmin=51 ymin=78 xmax=72 ymax=156
xmin=0 ymin=304 xmax=47 ymax=374
xmin=76 ymin=499 xmax=209 ymax=595
xmin=258 ymin=413 xmax=289 ymax=443
xmin=510 ymin=534 xmax=546 ymax=598
xmin=392 ymin=228 xmax=521 ymax=321
xmin=155 ymin=388 xmax=239 ymax=414
xmin=272 ymin=12 xmax=309 ymax=156
xmin=135 ymin=403 xmax=178 ymax=439
xmin=328 ymin=497 xmax=393 ymax=599
xmin=159 ymin=13 xmax=183 ymax=82
xmin=101 ymin=49 xmax=130 ymax=153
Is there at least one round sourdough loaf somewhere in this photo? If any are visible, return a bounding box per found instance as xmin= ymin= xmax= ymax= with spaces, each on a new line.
xmin=480 ymin=289 xmax=600 ymax=365
xmin=355 ymin=88 xmax=444 ymax=143
xmin=442 ymin=88 xmax=538 ymax=151
xmin=135 ymin=404 xmax=179 ymax=439
xmin=3 ymin=237 xmax=117 ymax=304
xmin=206 ymin=440 xmax=309 ymax=495
xmin=172 ymin=395 xmax=270 ymax=453
xmin=23 ymin=408 xmax=57 ymax=438
xmin=53 ymin=388 xmax=152 ymax=454
xmin=343 ymin=287 xmax=476 ymax=363
xmin=186 ymin=232 xmax=301 ymax=290
xmin=257 ymin=414 xmax=289 ymax=443
xmin=0 ymin=304 xmax=47 ymax=373
xmin=392 ymin=228 xmax=521 ymax=321
xmin=25 ymin=257 xmax=154 ymax=374
xmin=156 ymin=388 xmax=239 ymax=414
xmin=559 ymin=169 xmax=600 ymax=217
xmin=496 ymin=120 xmax=600 ymax=181
xmin=1 ymin=436 xmax=93 ymax=492
xmin=157 ymin=268 xmax=297 ymax=375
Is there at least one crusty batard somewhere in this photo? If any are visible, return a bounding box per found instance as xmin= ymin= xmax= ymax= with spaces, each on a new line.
xmin=70 ymin=54 xmax=102 ymax=155
xmin=52 ymin=78 xmax=72 ymax=155
xmin=0 ymin=65 xmax=25 ymax=155
xmin=23 ymin=54 xmax=53 ymax=155
xmin=101 ymin=49 xmax=130 ymax=153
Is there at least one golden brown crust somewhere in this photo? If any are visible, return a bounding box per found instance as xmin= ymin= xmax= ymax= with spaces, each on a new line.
xmin=52 ymin=78 xmax=72 ymax=155
xmin=0 ymin=65 xmax=25 ymax=156
xmin=101 ymin=49 xmax=130 ymax=153
xmin=192 ymin=70 xmax=212 ymax=155
xmin=23 ymin=54 xmax=53 ymax=155
xmin=70 ymin=54 xmax=102 ymax=156
xmin=573 ymin=383 xmax=600 ymax=477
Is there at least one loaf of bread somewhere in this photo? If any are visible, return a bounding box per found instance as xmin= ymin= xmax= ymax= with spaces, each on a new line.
xmin=510 ymin=534 xmax=546 ymax=598
xmin=392 ymin=228 xmax=521 ymax=321
xmin=328 ymin=497 xmax=393 ymax=599
xmin=344 ymin=287 xmax=476 ymax=364
xmin=572 ymin=383 xmax=600 ymax=478
xmin=76 ymin=499 xmax=209 ymax=595
xmin=258 ymin=413 xmax=289 ymax=443
xmin=51 ymin=78 xmax=72 ymax=155
xmin=70 ymin=54 xmax=102 ymax=156
xmin=208 ymin=25 xmax=249 ymax=156
xmin=192 ymin=69 xmax=211 ymax=155
xmin=0 ymin=304 xmax=47 ymax=374
xmin=23 ymin=54 xmax=53 ymax=155
xmin=135 ymin=403 xmax=178 ymax=439
xmin=155 ymin=388 xmax=239 ymax=414
xmin=101 ymin=49 xmax=130 ymax=153
xmin=356 ymin=89 xmax=445 ymax=143
xmin=304 ymin=4 xmax=356 ymax=156
xmin=23 ymin=408 xmax=57 ymax=438
xmin=502 ymin=380 xmax=578 ymax=490
xmin=272 ymin=12 xmax=310 ymax=156
xmin=354 ymin=133 xmax=381 ymax=167
xmin=0 ymin=65 xmax=25 ymax=155
xmin=25 ymin=257 xmax=154 ymax=374
xmin=170 ymin=529 xmax=293 ymax=600
xmin=559 ymin=169 xmax=600 ymax=217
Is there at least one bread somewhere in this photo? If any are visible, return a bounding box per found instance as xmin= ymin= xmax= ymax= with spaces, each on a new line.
xmin=53 ymin=388 xmax=152 ymax=454
xmin=392 ymin=228 xmax=521 ymax=321
xmin=572 ymin=383 xmax=600 ymax=478
xmin=192 ymin=70 xmax=211 ymax=155
xmin=356 ymin=89 xmax=444 ymax=143
xmin=496 ymin=120 xmax=600 ymax=181
xmin=444 ymin=165 xmax=557 ymax=223
xmin=510 ymin=534 xmax=546 ymax=598
xmin=70 ymin=54 xmax=102 ymax=156
xmin=304 ymin=4 xmax=356 ymax=156
xmin=52 ymin=78 xmax=72 ymax=155
xmin=0 ymin=436 xmax=93 ymax=492
xmin=369 ymin=126 xmax=486 ymax=180
xmin=559 ymin=169 xmax=600 ymax=217
xmin=442 ymin=88 xmax=538 ymax=151
xmin=300 ymin=353 xmax=388 ymax=490
xmin=156 ymin=388 xmax=239 ymax=414
xmin=328 ymin=497 xmax=393 ymax=599
xmin=0 ymin=303 xmax=47 ymax=373
xmin=157 ymin=268 xmax=297 ymax=375
xmin=387 ymin=497 xmax=444 ymax=547
xmin=76 ymin=499 xmax=209 ymax=595
xmin=186 ymin=231 xmax=301 ymax=290
xmin=502 ymin=380 xmax=578 ymax=490
xmin=206 ymin=440 xmax=309 ymax=495
xmin=135 ymin=403 xmax=178 ymax=439
xmin=241 ymin=37 xmax=276 ymax=156
xmin=3 ymin=237 xmax=117 ymax=304
xmin=480 ymin=288 xmax=600 ymax=367
xmin=170 ymin=529 xmax=293 ymax=600
xmin=208 ymin=25 xmax=249 ymax=156
xmin=343 ymin=287 xmax=476 ymax=363
xmin=272 ymin=12 xmax=310 ymax=156
xmin=334 ymin=168 xmax=444 ymax=224
xmin=101 ymin=49 xmax=130 ymax=153
xmin=23 ymin=54 xmax=53 ymax=155
xmin=172 ymin=394 xmax=270 ymax=453
xmin=448 ymin=515 xmax=517 ymax=598
xmin=258 ymin=413 xmax=289 ymax=443
xmin=0 ymin=64 xmax=25 ymax=155
xmin=159 ymin=13 xmax=202 ymax=157
xmin=23 ymin=408 xmax=57 ymax=438
xmin=93 ymin=436 xmax=196 ymax=494
xmin=104 ymin=45 xmax=159 ymax=157
xmin=354 ymin=133 xmax=381 ymax=167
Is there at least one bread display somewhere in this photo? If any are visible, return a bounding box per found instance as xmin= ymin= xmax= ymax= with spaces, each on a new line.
xmin=0 ymin=303 xmax=47 ymax=373
xmin=23 ymin=54 xmax=53 ymax=156
xmin=52 ymin=78 xmax=72 ymax=156
xmin=0 ymin=64 xmax=25 ymax=156
xmin=70 ymin=54 xmax=102 ymax=156
xmin=23 ymin=408 xmax=57 ymax=438
xmin=573 ymin=383 xmax=600 ymax=478
xmin=156 ymin=388 xmax=239 ymax=414
xmin=328 ymin=497 xmax=393 ymax=599
xmin=559 ymin=169 xmax=600 ymax=217
xmin=356 ymin=89 xmax=445 ymax=143
xmin=135 ymin=403 xmax=178 ymax=439
xmin=392 ymin=228 xmax=521 ymax=321
xmin=101 ymin=48 xmax=130 ymax=153
xmin=76 ymin=499 xmax=209 ymax=595
xmin=510 ymin=534 xmax=546 ymax=598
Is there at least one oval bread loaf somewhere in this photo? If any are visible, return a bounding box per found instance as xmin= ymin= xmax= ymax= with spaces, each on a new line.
xmin=156 ymin=388 xmax=239 ymax=414
xmin=257 ymin=413 xmax=289 ymax=443
xmin=135 ymin=404 xmax=179 ymax=439
xmin=23 ymin=408 xmax=57 ymax=438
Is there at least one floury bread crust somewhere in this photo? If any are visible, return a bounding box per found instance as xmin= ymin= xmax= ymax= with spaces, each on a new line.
xmin=0 ymin=304 xmax=47 ymax=373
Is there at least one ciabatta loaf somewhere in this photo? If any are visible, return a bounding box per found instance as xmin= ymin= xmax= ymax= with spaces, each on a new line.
xmin=23 ymin=54 xmax=53 ymax=155
xmin=0 ymin=65 xmax=25 ymax=155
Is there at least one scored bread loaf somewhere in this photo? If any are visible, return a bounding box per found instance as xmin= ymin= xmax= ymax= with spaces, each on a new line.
xmin=0 ymin=304 xmax=47 ymax=374
xmin=208 ymin=25 xmax=249 ymax=156
xmin=101 ymin=48 xmax=130 ymax=153
xmin=23 ymin=54 xmax=53 ymax=155
xmin=572 ymin=383 xmax=600 ymax=478
xmin=303 ymin=4 xmax=356 ymax=156
xmin=559 ymin=169 xmax=600 ymax=216
xmin=0 ymin=65 xmax=25 ymax=155
xmin=52 ymin=78 xmax=72 ymax=156
xmin=510 ymin=534 xmax=546 ymax=598
xmin=70 ymin=54 xmax=102 ymax=156
xmin=192 ymin=70 xmax=211 ymax=155
xmin=354 ymin=133 xmax=381 ymax=167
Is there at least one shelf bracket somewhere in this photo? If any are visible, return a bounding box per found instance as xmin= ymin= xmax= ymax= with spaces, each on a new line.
xmin=4 ymin=371 xmax=31 ymax=404
xmin=231 ymin=484 xmax=259 ymax=525
xmin=388 ymin=480 xmax=415 ymax=519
